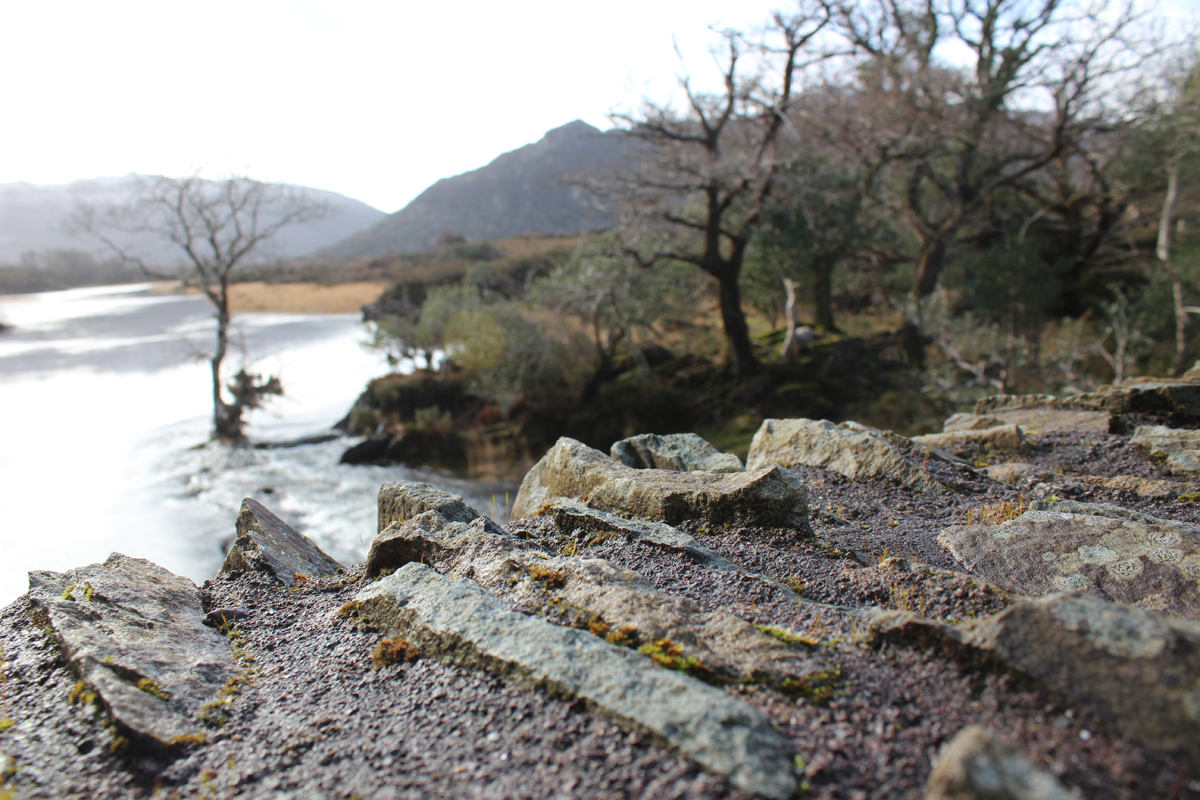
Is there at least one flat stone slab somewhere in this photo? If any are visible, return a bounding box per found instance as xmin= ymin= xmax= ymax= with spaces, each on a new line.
xmin=377 ymin=480 xmax=482 ymax=533
xmin=976 ymin=382 xmax=1200 ymax=420
xmin=222 ymin=498 xmax=342 ymax=586
xmin=1131 ymin=425 xmax=1200 ymax=477
xmin=747 ymin=418 xmax=941 ymax=494
xmin=354 ymin=562 xmax=798 ymax=800
xmin=926 ymin=726 xmax=1079 ymax=800
xmin=912 ymin=424 xmax=1027 ymax=455
xmin=948 ymin=408 xmax=1111 ymax=434
xmin=27 ymin=553 xmax=236 ymax=748
xmin=610 ymin=432 xmax=743 ymax=473
xmin=512 ymin=437 xmax=808 ymax=529
xmin=869 ymin=592 xmax=1200 ymax=759
xmin=938 ymin=500 xmax=1200 ymax=619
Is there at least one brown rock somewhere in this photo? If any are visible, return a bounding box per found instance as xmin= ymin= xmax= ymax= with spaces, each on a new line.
xmin=912 ymin=425 xmax=1028 ymax=456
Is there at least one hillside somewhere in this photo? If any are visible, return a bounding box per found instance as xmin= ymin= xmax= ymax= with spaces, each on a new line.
xmin=321 ymin=121 xmax=627 ymax=258
xmin=0 ymin=176 xmax=386 ymax=266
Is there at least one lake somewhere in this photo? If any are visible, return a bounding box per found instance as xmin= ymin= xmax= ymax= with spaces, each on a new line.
xmin=0 ymin=283 xmax=517 ymax=607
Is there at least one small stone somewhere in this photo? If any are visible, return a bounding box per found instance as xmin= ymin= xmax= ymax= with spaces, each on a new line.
xmin=610 ymin=432 xmax=743 ymax=473
xmin=377 ymin=480 xmax=482 ymax=534
xmin=926 ymin=725 xmax=1079 ymax=800
xmin=203 ymin=607 xmax=250 ymax=628
xmin=221 ymin=498 xmax=342 ymax=587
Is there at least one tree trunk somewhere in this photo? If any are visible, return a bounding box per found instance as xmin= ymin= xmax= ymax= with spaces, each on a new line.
xmin=780 ymin=277 xmax=798 ymax=359
xmin=913 ymin=237 xmax=947 ymax=298
xmin=211 ymin=294 xmax=240 ymax=441
xmin=716 ymin=274 xmax=759 ymax=377
xmin=1158 ymin=163 xmax=1184 ymax=374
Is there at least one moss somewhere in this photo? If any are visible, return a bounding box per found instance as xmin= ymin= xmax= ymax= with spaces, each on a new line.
xmin=164 ymin=732 xmax=208 ymax=746
xmin=777 ymin=664 xmax=845 ymax=703
xmin=199 ymin=623 xmax=258 ymax=728
xmin=785 ymin=576 xmax=807 ymax=596
xmin=60 ymin=583 xmax=79 ymax=601
xmin=758 ymin=625 xmax=820 ymax=648
xmin=0 ymin=719 xmax=12 ymax=733
xmin=1178 ymin=492 xmax=1200 ymax=502
xmin=68 ymin=681 xmax=98 ymax=707
xmin=81 ymin=583 xmax=96 ymax=602
xmin=372 ymin=637 xmax=420 ymax=668
xmin=526 ymin=563 xmax=566 ymax=589
xmin=109 ymin=733 xmax=129 ymax=755
xmin=136 ymin=678 xmax=170 ymax=701
xmin=637 ymin=638 xmax=700 ymax=673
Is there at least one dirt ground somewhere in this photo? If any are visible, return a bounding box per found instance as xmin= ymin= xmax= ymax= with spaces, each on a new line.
xmin=1 ymin=428 xmax=1199 ymax=799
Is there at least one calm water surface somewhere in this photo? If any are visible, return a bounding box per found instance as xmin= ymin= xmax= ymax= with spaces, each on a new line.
xmin=0 ymin=284 xmax=515 ymax=607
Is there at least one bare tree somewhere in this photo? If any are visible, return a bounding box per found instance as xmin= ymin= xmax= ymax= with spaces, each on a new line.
xmin=74 ymin=174 xmax=331 ymax=441
xmin=607 ymin=2 xmax=834 ymax=377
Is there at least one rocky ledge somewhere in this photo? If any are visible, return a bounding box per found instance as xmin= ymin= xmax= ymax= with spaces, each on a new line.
xmin=2 ymin=402 xmax=1200 ymax=799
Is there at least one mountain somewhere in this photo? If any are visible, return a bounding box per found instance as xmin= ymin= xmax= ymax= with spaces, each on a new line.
xmin=0 ymin=176 xmax=386 ymax=266
xmin=321 ymin=121 xmax=627 ymax=258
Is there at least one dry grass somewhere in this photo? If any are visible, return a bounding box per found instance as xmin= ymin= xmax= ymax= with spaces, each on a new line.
xmin=174 ymin=281 xmax=388 ymax=313
xmin=961 ymin=497 xmax=1029 ymax=526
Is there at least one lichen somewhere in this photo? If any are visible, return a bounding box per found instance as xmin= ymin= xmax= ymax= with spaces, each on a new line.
xmin=758 ymin=625 xmax=820 ymax=648
xmin=60 ymin=583 xmax=79 ymax=602
xmin=136 ymin=678 xmax=170 ymax=701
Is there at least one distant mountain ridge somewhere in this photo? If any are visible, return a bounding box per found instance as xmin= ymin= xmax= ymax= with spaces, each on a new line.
xmin=0 ymin=176 xmax=386 ymax=266
xmin=322 ymin=121 xmax=627 ymax=258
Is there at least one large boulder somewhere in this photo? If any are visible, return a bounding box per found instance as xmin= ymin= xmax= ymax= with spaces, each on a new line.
xmin=1131 ymin=425 xmax=1200 ymax=477
xmin=377 ymin=480 xmax=482 ymax=533
xmin=926 ymin=726 xmax=1079 ymax=800
xmin=869 ymin=592 xmax=1200 ymax=760
xmin=26 ymin=554 xmax=236 ymax=749
xmin=610 ymin=432 xmax=743 ymax=473
xmin=221 ymin=498 xmax=342 ymax=587
xmin=511 ymin=437 xmax=808 ymax=529
xmin=746 ymin=418 xmax=942 ymax=494
xmin=937 ymin=500 xmax=1200 ymax=619
xmin=354 ymin=562 xmax=799 ymax=800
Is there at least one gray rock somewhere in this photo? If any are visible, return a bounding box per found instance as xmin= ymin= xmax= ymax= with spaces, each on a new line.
xmin=26 ymin=554 xmax=235 ymax=748
xmin=926 ymin=726 xmax=1079 ymax=800
xmin=377 ymin=480 xmax=482 ymax=533
xmin=937 ymin=500 xmax=1200 ymax=619
xmin=546 ymin=501 xmax=739 ymax=571
xmin=912 ymin=425 xmax=1028 ymax=456
xmin=952 ymin=408 xmax=1111 ymax=434
xmin=983 ymin=463 xmax=1056 ymax=487
xmin=1131 ymin=425 xmax=1200 ymax=477
xmin=943 ymin=413 xmax=1006 ymax=432
xmin=746 ymin=418 xmax=942 ymax=494
xmin=512 ymin=437 xmax=808 ymax=529
xmin=869 ymin=592 xmax=1200 ymax=759
xmin=610 ymin=432 xmax=744 ymax=473
xmin=222 ymin=498 xmax=342 ymax=587
xmin=353 ymin=562 xmax=798 ymax=799
xmin=975 ymin=382 xmax=1200 ymax=420
xmin=366 ymin=512 xmax=526 ymax=578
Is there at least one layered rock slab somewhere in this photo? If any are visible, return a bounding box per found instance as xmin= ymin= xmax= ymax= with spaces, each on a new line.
xmin=747 ymin=418 xmax=942 ymax=494
xmin=367 ymin=511 xmax=832 ymax=686
xmin=947 ymin=408 xmax=1111 ymax=434
xmin=377 ymin=480 xmax=482 ymax=533
xmin=222 ymin=498 xmax=342 ymax=586
xmin=937 ymin=500 xmax=1200 ymax=618
xmin=354 ymin=562 xmax=798 ymax=800
xmin=911 ymin=424 xmax=1027 ymax=457
xmin=926 ymin=726 xmax=1079 ymax=800
xmin=512 ymin=437 xmax=808 ymax=529
xmin=869 ymin=592 xmax=1200 ymax=759
xmin=610 ymin=432 xmax=744 ymax=473
xmin=975 ymin=382 xmax=1200 ymax=420
xmin=1131 ymin=425 xmax=1200 ymax=477
xmin=26 ymin=553 xmax=235 ymax=747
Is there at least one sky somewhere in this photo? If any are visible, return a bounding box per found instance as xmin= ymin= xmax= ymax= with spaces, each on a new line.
xmin=2 ymin=0 xmax=1196 ymax=214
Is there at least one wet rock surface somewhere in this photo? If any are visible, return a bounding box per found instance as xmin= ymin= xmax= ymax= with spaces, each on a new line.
xmin=938 ymin=500 xmax=1200 ymax=618
xmin=25 ymin=554 xmax=235 ymax=748
xmin=4 ymin=403 xmax=1200 ymax=799
xmin=611 ymin=432 xmax=744 ymax=473
xmin=222 ymin=497 xmax=342 ymax=586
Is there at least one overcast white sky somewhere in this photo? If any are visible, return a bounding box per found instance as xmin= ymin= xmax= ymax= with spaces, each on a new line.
xmin=2 ymin=0 xmax=1196 ymax=213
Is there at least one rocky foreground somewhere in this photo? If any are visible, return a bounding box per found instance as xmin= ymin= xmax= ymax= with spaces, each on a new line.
xmin=4 ymin=379 xmax=1200 ymax=799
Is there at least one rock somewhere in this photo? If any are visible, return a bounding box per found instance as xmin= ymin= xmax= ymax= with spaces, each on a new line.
xmin=511 ymin=437 xmax=808 ymax=529
xmin=937 ymin=500 xmax=1200 ymax=619
xmin=869 ymin=592 xmax=1200 ymax=759
xmin=984 ymin=463 xmax=1056 ymax=487
xmin=354 ymin=562 xmax=798 ymax=800
xmin=926 ymin=726 xmax=1079 ymax=800
xmin=221 ymin=498 xmax=342 ymax=587
xmin=377 ymin=480 xmax=482 ymax=533
xmin=366 ymin=511 xmax=831 ymax=687
xmin=1131 ymin=425 xmax=1200 ymax=477
xmin=546 ymin=501 xmax=739 ymax=571
xmin=912 ymin=425 xmax=1028 ymax=456
xmin=610 ymin=432 xmax=743 ymax=473
xmin=26 ymin=554 xmax=236 ymax=749
xmin=366 ymin=511 xmax=522 ymax=578
xmin=976 ymin=383 xmax=1200 ymax=420
xmin=943 ymin=413 xmax=1006 ymax=432
xmin=1076 ymin=475 xmax=1177 ymax=498
xmin=746 ymin=418 xmax=942 ymax=494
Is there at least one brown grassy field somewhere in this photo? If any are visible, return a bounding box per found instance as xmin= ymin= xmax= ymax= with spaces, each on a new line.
xmin=169 ymin=281 xmax=388 ymax=314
